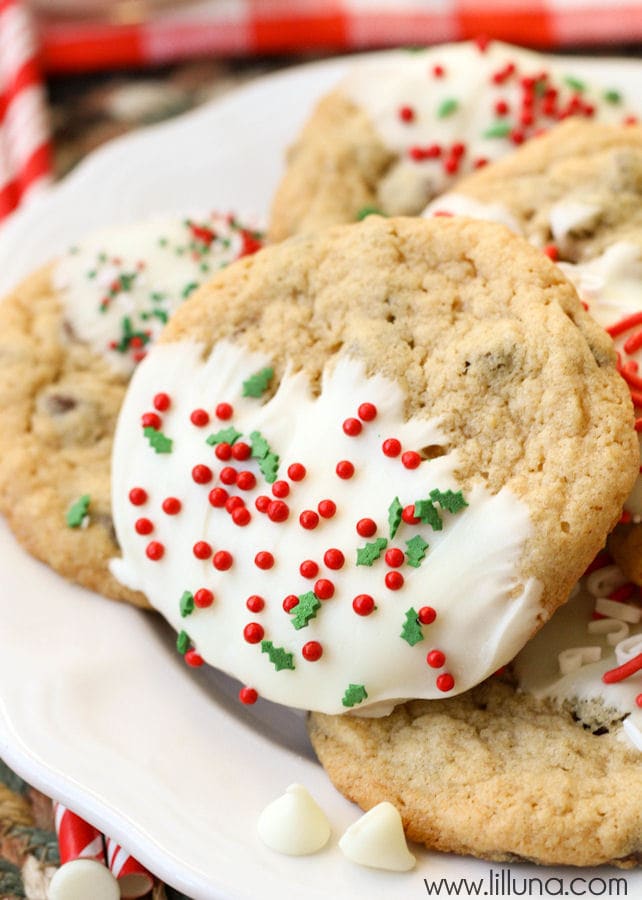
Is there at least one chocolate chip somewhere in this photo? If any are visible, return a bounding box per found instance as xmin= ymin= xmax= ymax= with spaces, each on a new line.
xmin=45 ymin=393 xmax=78 ymax=415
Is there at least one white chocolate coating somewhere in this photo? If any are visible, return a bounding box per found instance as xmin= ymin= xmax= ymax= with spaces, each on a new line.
xmin=48 ymin=859 xmax=120 ymax=900
xmin=339 ymin=802 xmax=416 ymax=872
xmin=257 ymin=784 xmax=331 ymax=855
xmin=110 ymin=340 xmax=544 ymax=714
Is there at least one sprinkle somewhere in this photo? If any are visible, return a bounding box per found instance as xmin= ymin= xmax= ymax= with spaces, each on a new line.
xmin=246 ymin=595 xmax=264 ymax=612
xmin=604 ymin=88 xmax=622 ymax=104
xmin=314 ymin=579 xmax=335 ymax=600
xmin=220 ymin=467 xmax=238 ymax=485
xmin=318 ymin=499 xmax=336 ymax=519
xmin=244 ymin=622 xmax=265 ymax=644
xmin=143 ymin=426 xmax=173 ymax=454
xmin=180 ymin=591 xmax=195 ymax=617
xmin=239 ymin=687 xmax=258 ymax=705
xmin=225 ymin=496 xmax=244 ymax=513
xmin=216 ymin=402 xmax=233 ymax=420
xmin=564 ymin=74 xmax=586 ymax=93
xmin=482 ymin=121 xmax=511 ymax=139
xmin=162 ymin=497 xmax=181 ymax=515
xmin=283 ymin=595 xmax=299 ymax=612
xmin=356 ymin=538 xmax=388 ymax=566
xmin=231 ymin=442 xmax=251 ymax=462
xmin=291 ymin=591 xmax=322 ymax=629
xmin=261 ymin=640 xmax=295 ymax=671
xmin=398 ymin=105 xmax=415 ymax=122
xmin=356 ymin=518 xmax=377 ymax=538
xmin=213 ymin=550 xmax=233 ymax=571
xmin=128 ymin=487 xmax=147 ymax=505
xmin=176 ymin=630 xmax=191 ymax=654
xmin=401 ymin=450 xmax=421 ymax=469
xmin=271 ymin=480 xmax=290 ymax=498
xmin=343 ymin=417 xmax=362 ymax=437
xmin=405 ymin=534 xmax=429 ymax=568
xmin=190 ymin=409 xmax=210 ymax=427
xmin=300 ymin=560 xmax=319 ymax=578
xmin=256 ymin=495 xmax=271 ymax=512
xmin=250 ymin=430 xmax=280 ymax=483
xmin=342 ymin=684 xmax=368 ymax=708
xmin=494 ymin=99 xmax=509 ymax=116
xmin=402 ymin=505 xmax=421 ymax=525
xmin=414 ymin=499 xmax=442 ymax=531
xmin=255 ymin=551 xmax=274 ymax=570
xmin=153 ymin=393 xmax=171 ymax=411
xmin=237 ymin=471 xmax=257 ymax=491
xmin=437 ymin=98 xmax=458 ymax=118
xmin=400 ymin=608 xmax=424 ymax=646
xmin=192 ymin=464 xmax=213 ymax=485
xmin=602 ymin=652 xmax=642 ymax=684
xmin=288 ymin=463 xmax=306 ymax=481
xmin=209 ymin=487 xmax=228 ymax=507
xmin=418 ymin=606 xmax=437 ymax=625
xmin=300 ymin=510 xmax=320 ymax=529
xmin=206 ymin=426 xmax=241 ymax=446
xmin=146 ymin=541 xmax=164 ymax=561
xmin=358 ymin=402 xmax=377 ymax=421
xmin=385 ymin=571 xmax=404 ymax=591
xmin=66 ymin=494 xmax=90 ymax=528
xmin=385 ymin=547 xmax=404 ymax=568
xmin=543 ymin=244 xmax=559 ymax=261
xmin=436 ymin=673 xmax=455 ymax=692
xmin=432 ymin=64 xmax=445 ymax=78
xmin=427 ymin=649 xmax=446 ymax=668
xmin=336 ymin=460 xmax=355 ymax=479
xmin=193 ymin=541 xmax=212 ymax=560
xmin=194 ymin=588 xmax=214 ymax=608
xmin=135 ymin=517 xmax=153 ymax=535
xmin=243 ymin=367 xmax=274 ymax=398
xmin=324 ymin=548 xmax=345 ymax=570
xmin=268 ymin=500 xmax=289 ymax=522
xmin=215 ymin=443 xmax=232 ymax=460
xmin=232 ymin=506 xmax=251 ymax=526
xmin=382 ymin=438 xmax=401 ymax=457
xmin=182 ymin=281 xmax=199 ymax=299
xmin=353 ymin=594 xmax=376 ymax=616
xmin=388 ymin=497 xmax=403 ymax=539
xmin=356 ymin=205 xmax=384 ymax=220
xmin=302 ymin=641 xmax=323 ymax=661
xmin=185 ymin=650 xmax=204 ymax=668
xmin=510 ymin=129 xmax=525 ymax=145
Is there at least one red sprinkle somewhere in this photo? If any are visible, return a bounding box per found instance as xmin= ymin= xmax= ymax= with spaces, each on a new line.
xmin=418 ymin=606 xmax=437 ymax=625
xmin=246 ymin=595 xmax=264 ymax=613
xmin=225 ymin=495 xmax=244 ymax=513
xmin=302 ymin=641 xmax=323 ymax=661
xmin=232 ymin=506 xmax=251 ymax=526
xmin=353 ymin=594 xmax=375 ymax=616
xmin=336 ymin=460 xmax=355 ymax=479
xmin=543 ymin=244 xmax=559 ymax=261
xmin=356 ymin=518 xmax=377 ymax=537
xmin=510 ymin=129 xmax=525 ymax=145
xmin=208 ymin=487 xmax=228 ymax=508
xmin=443 ymin=156 xmax=459 ymax=175
xmin=190 ymin=408 xmax=210 ymax=427
xmin=194 ymin=588 xmax=214 ymax=608
xmin=193 ymin=541 xmax=212 ymax=560
xmin=432 ymin=63 xmax=445 ymax=78
xmin=220 ymin=466 xmax=239 ymax=486
xmin=192 ymin=464 xmax=213 ymax=485
xmin=288 ymin=463 xmax=306 ymax=481
xmin=402 ymin=504 xmax=421 ymax=525
xmin=398 ymin=105 xmax=415 ymax=123
xmin=318 ymin=500 xmax=336 ymax=519
xmin=231 ymin=442 xmax=251 ymax=461
xmin=602 ymin=652 xmax=642 ymax=684
xmin=268 ymin=500 xmax=289 ymax=523
xmin=162 ymin=497 xmax=181 ymax=515
xmin=146 ymin=541 xmax=164 ymax=561
xmin=315 ymin=579 xmax=335 ymax=600
xmin=343 ymin=417 xmax=362 ymax=437
xmin=436 ymin=673 xmax=455 ymax=692
xmin=299 ymin=510 xmax=319 ymax=530
xmin=239 ymin=687 xmax=258 ymax=705
xmin=128 ymin=487 xmax=147 ymax=506
xmin=256 ymin=495 xmax=271 ymax=513
xmin=636 ymin=694 xmax=642 ymax=708
xmin=324 ymin=548 xmax=345 ymax=570
xmin=300 ymin=560 xmax=319 ymax=578
xmin=385 ymin=571 xmax=404 ymax=591
xmin=243 ymin=622 xmax=264 ymax=644
xmin=135 ymin=517 xmax=153 ymax=535
xmin=141 ymin=412 xmax=162 ymax=430
xmin=401 ymin=450 xmax=421 ymax=469
xmin=237 ymin=471 xmax=256 ymax=491
xmin=382 ymin=438 xmax=401 ymax=457
xmin=185 ymin=650 xmax=204 ymax=668
xmin=153 ymin=392 xmax=170 ymax=411
xmin=215 ymin=443 xmax=232 ymax=461
xmin=427 ymin=649 xmax=446 ymax=668
xmin=213 ymin=550 xmax=233 ymax=571
xmin=283 ymin=594 xmax=299 ymax=612
xmin=272 ymin=480 xmax=290 ymax=498
xmin=624 ymin=329 xmax=642 ymax=355
xmin=216 ymin=402 xmax=233 ymax=420
xmin=385 ymin=548 xmax=404 ymax=568
xmin=494 ymin=99 xmax=509 ymax=116
xmin=473 ymin=157 xmax=488 ymax=169
xmin=358 ymin=402 xmax=377 ymax=421
xmin=255 ymin=551 xmax=274 ymax=570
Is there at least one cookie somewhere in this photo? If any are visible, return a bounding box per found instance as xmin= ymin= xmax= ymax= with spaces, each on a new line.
xmin=0 ymin=213 xmax=263 ymax=606
xmin=423 ymin=120 xmax=642 ymax=582
xmin=268 ymin=41 xmax=638 ymax=242
xmin=109 ymin=214 xmax=637 ymax=713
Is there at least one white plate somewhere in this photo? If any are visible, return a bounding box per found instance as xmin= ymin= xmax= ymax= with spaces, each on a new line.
xmin=2 ymin=51 xmax=642 ymax=900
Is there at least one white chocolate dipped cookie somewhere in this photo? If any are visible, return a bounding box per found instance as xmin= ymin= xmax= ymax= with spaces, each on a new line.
xmin=0 ymin=212 xmax=263 ymax=606
xmin=110 ymin=214 xmax=637 ymax=711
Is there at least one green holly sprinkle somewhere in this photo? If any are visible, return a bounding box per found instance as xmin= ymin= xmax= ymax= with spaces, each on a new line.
xmin=342 ymin=684 xmax=368 ymax=708
xmin=290 ymin=591 xmax=321 ymax=630
xmin=405 ymin=534 xmax=429 ymax=568
xmin=604 ymin=89 xmax=622 ymax=104
xmin=261 ymin=640 xmax=295 ymax=671
xmin=181 ymin=281 xmax=199 ymax=298
xmin=388 ymin=496 xmax=403 ymax=539
xmin=400 ymin=608 xmax=424 ymax=646
xmin=176 ymin=630 xmax=191 ymax=654
xmin=356 ymin=537 xmax=388 ymax=566
xmin=250 ymin=429 xmax=279 ymax=483
xmin=437 ymin=98 xmax=458 ymax=118
xmin=356 ymin=206 xmax=384 ymax=221
xmin=564 ymin=75 xmax=586 ymax=93
xmin=66 ymin=494 xmax=90 ymax=528
xmin=482 ymin=121 xmax=512 ymax=139
xmin=206 ymin=426 xmax=241 ymax=446
xmin=180 ymin=591 xmax=194 ymax=618
xmin=242 ymin=367 xmax=274 ymax=398
xmin=143 ymin=426 xmax=173 ymax=454
xmin=414 ymin=498 xmax=442 ymax=531
xmin=429 ymin=488 xmax=468 ymax=513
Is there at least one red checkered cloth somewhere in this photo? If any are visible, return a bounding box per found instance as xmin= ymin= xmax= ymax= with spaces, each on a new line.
xmin=37 ymin=1 xmax=642 ymax=73
xmin=0 ymin=0 xmax=52 ymax=219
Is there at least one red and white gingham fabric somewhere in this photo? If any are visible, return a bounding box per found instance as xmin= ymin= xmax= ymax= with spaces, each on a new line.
xmin=39 ymin=0 xmax=642 ymax=73
xmin=0 ymin=0 xmax=51 ymax=219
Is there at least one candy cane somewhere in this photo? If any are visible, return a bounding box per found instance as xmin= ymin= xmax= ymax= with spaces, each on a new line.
xmin=106 ymin=836 xmax=154 ymax=899
xmin=50 ymin=803 xmax=119 ymax=900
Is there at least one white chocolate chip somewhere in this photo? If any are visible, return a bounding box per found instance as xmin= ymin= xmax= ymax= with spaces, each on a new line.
xmin=558 ymin=646 xmax=602 ymax=676
xmin=594 ymin=597 xmax=642 ymax=624
xmin=339 ymin=802 xmax=416 ymax=872
xmin=257 ymin=784 xmax=331 ymax=856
